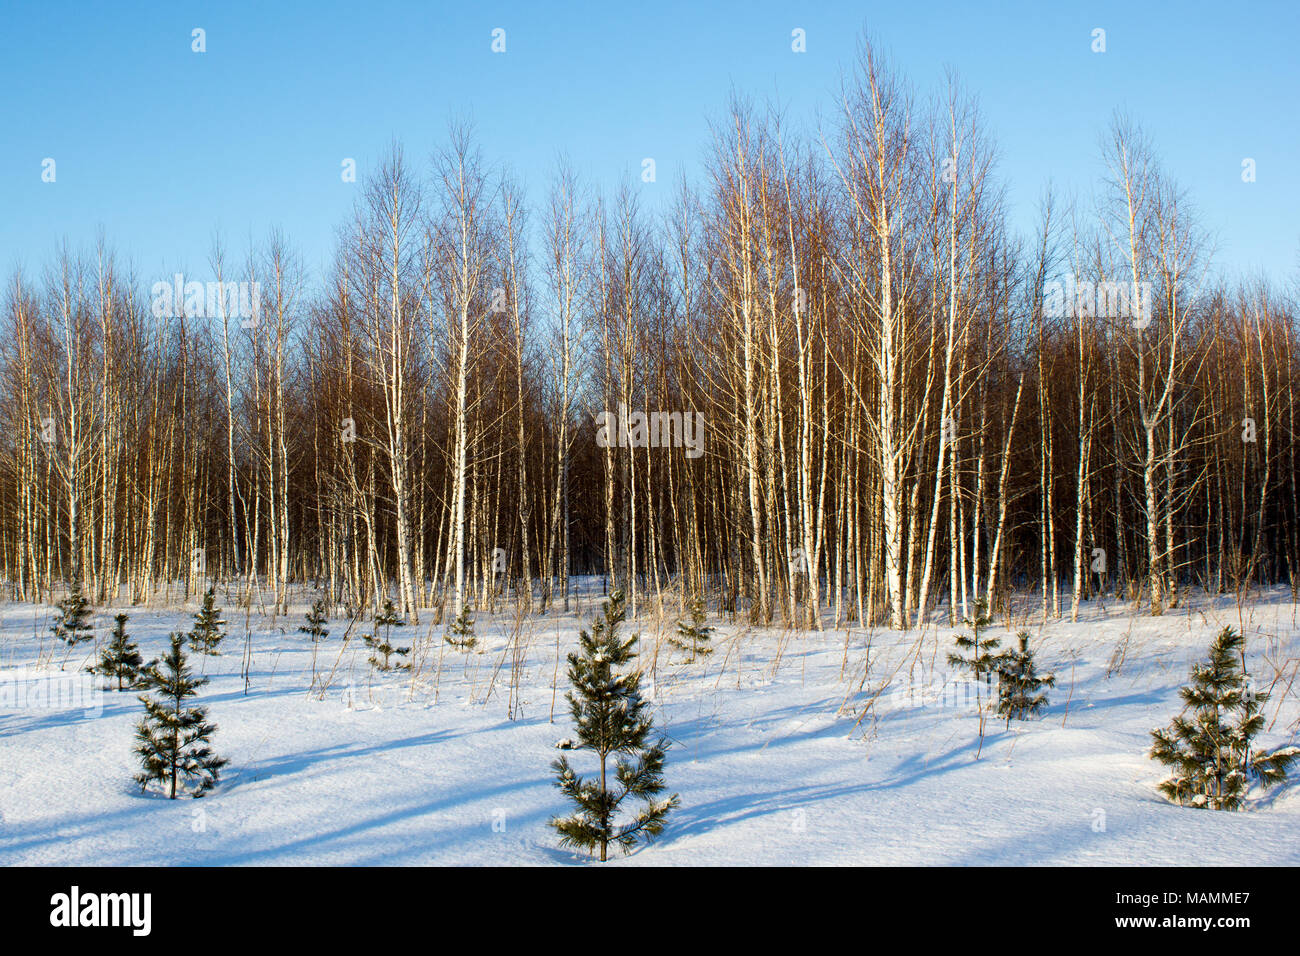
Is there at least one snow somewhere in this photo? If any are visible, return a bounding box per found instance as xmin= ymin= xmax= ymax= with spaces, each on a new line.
xmin=2 ymin=580 xmax=1298 ymax=865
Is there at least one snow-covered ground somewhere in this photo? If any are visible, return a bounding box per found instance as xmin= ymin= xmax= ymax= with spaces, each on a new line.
xmin=2 ymin=580 xmax=1298 ymax=865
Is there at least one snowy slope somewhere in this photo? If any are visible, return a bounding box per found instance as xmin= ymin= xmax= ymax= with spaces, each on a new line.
xmin=1 ymin=583 xmax=1297 ymax=865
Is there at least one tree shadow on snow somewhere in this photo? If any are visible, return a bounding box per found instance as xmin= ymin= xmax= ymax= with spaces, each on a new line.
xmin=219 ymin=729 xmax=459 ymax=793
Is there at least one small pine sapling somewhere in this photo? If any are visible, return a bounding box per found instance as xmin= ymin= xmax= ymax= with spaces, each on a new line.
xmin=551 ymin=589 xmax=678 ymax=861
xmin=948 ymin=597 xmax=1003 ymax=685
xmin=669 ymin=595 xmax=713 ymax=662
xmin=996 ymin=632 xmax=1055 ymax=724
xmin=51 ymin=584 xmax=94 ymax=649
xmin=90 ymin=613 xmax=143 ymax=690
xmin=299 ymin=598 xmax=330 ymax=644
xmin=363 ymin=599 xmax=410 ymax=672
xmin=1149 ymin=626 xmax=1299 ymax=810
xmin=444 ymin=605 xmax=477 ymax=650
xmin=300 ymin=597 xmax=331 ymax=691
xmin=188 ymin=587 xmax=227 ymax=656
xmin=133 ymin=634 xmax=229 ymax=799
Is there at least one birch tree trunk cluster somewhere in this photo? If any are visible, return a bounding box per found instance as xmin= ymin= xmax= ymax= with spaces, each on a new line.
xmin=0 ymin=42 xmax=1295 ymax=627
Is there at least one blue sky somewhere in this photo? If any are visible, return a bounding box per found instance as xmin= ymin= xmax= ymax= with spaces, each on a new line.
xmin=2 ymin=0 xmax=1297 ymax=288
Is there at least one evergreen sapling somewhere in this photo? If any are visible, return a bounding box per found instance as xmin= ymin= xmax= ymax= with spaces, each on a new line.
xmin=445 ymin=605 xmax=477 ymax=650
xmin=669 ymin=595 xmax=713 ymax=662
xmin=300 ymin=597 xmax=331 ymax=690
xmin=364 ymin=599 xmax=410 ymax=671
xmin=188 ymin=587 xmax=227 ymax=656
xmin=90 ymin=613 xmax=142 ymax=690
xmin=551 ymin=589 xmax=678 ymax=861
xmin=51 ymin=584 xmax=94 ymax=649
xmin=300 ymin=598 xmax=329 ymax=644
xmin=133 ymin=634 xmax=228 ymax=799
xmin=1149 ymin=626 xmax=1299 ymax=810
xmin=948 ymin=597 xmax=1003 ymax=688
xmin=996 ymin=632 xmax=1055 ymax=724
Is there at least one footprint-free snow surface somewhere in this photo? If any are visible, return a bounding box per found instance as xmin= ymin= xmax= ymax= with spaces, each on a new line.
xmin=3 ymin=581 xmax=1298 ymax=865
